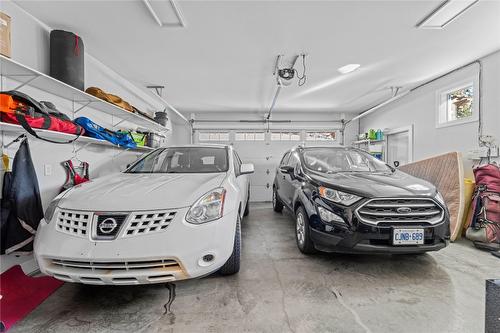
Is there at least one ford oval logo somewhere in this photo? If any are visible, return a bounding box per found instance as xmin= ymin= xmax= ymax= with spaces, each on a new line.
xmin=396 ymin=207 xmax=412 ymax=214
xmin=99 ymin=217 xmax=117 ymax=234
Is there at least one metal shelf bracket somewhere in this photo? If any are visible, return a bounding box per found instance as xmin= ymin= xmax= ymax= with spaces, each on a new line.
xmin=115 ymin=147 xmax=131 ymax=157
xmin=113 ymin=117 xmax=132 ymax=128
xmin=74 ymin=101 xmax=95 ymax=114
xmin=75 ymin=142 xmax=92 ymax=153
xmin=4 ymin=74 xmax=41 ymax=91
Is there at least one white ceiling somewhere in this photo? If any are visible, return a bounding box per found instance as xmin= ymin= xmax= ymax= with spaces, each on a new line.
xmin=14 ymin=0 xmax=500 ymax=115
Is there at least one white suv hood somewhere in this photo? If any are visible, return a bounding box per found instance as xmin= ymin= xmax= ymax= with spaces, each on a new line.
xmin=58 ymin=172 xmax=227 ymax=211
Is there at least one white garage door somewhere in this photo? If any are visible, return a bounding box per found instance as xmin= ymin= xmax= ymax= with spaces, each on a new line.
xmin=195 ymin=130 xmax=339 ymax=202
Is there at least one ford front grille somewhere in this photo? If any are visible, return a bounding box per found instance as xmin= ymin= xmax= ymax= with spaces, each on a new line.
xmin=356 ymin=198 xmax=444 ymax=226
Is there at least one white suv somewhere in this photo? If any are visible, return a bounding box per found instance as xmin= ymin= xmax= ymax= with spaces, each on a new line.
xmin=35 ymin=145 xmax=253 ymax=285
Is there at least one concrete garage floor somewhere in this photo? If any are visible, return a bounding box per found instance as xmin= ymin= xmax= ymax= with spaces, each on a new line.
xmin=12 ymin=204 xmax=499 ymax=333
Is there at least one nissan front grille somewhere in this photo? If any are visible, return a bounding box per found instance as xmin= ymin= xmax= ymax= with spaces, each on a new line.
xmin=55 ymin=209 xmax=177 ymax=239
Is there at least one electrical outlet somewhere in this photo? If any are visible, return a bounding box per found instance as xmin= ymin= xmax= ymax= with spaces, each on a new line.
xmin=44 ymin=164 xmax=52 ymax=176
xmin=467 ymin=147 xmax=500 ymax=160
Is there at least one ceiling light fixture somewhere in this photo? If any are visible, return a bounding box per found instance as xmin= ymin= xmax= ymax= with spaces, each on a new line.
xmin=416 ymin=0 xmax=479 ymax=29
xmin=142 ymin=0 xmax=186 ymax=27
xmin=337 ymin=64 xmax=361 ymax=74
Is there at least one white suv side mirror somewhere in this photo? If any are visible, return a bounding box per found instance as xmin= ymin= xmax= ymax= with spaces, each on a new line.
xmin=240 ymin=163 xmax=254 ymax=175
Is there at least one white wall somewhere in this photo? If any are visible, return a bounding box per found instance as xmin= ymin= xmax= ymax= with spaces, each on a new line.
xmin=0 ymin=1 xmax=191 ymax=272
xmin=0 ymin=1 xmax=177 ymax=210
xmin=170 ymin=119 xmax=192 ymax=145
xmin=359 ymin=50 xmax=500 ymax=178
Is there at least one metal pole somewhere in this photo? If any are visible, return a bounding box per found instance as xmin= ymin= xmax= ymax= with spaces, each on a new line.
xmin=266 ymin=85 xmax=282 ymax=120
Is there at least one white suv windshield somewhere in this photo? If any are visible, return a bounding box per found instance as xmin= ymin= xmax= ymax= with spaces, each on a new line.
xmin=302 ymin=148 xmax=391 ymax=174
xmin=127 ymin=147 xmax=228 ymax=173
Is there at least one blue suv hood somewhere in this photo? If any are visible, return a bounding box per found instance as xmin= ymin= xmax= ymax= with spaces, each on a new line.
xmin=307 ymin=170 xmax=437 ymax=198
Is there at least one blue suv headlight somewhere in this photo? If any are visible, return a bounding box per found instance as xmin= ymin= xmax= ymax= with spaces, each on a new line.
xmin=318 ymin=186 xmax=362 ymax=206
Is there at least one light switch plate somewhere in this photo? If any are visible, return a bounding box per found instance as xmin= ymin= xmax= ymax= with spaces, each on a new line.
xmin=44 ymin=164 xmax=52 ymax=176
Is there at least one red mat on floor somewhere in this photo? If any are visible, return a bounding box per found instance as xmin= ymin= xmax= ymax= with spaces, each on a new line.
xmin=0 ymin=265 xmax=63 ymax=331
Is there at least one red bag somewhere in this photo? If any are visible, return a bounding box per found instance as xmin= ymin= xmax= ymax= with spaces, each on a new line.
xmin=465 ymin=164 xmax=500 ymax=244
xmin=0 ymin=91 xmax=84 ymax=144
xmin=473 ymin=163 xmax=500 ymax=193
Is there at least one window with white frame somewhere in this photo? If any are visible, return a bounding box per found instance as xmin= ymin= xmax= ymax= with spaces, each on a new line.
xmin=270 ymin=132 xmax=301 ymax=141
xmin=437 ymin=79 xmax=478 ymax=128
xmin=306 ymin=131 xmax=337 ymax=141
xmin=234 ymin=132 xmax=265 ymax=141
xmin=198 ymin=132 xmax=230 ymax=141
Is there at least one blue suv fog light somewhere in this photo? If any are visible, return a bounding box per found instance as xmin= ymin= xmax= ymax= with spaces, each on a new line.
xmin=318 ymin=206 xmax=345 ymax=224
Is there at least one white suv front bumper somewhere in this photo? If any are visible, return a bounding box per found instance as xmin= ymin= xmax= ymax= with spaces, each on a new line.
xmin=34 ymin=207 xmax=238 ymax=285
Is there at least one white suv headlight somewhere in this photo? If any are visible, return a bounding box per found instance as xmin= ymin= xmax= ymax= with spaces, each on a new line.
xmin=186 ymin=188 xmax=226 ymax=224
xmin=44 ymin=197 xmax=61 ymax=223
xmin=318 ymin=186 xmax=361 ymax=206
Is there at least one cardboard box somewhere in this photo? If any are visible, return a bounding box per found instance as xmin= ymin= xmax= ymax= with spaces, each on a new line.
xmin=0 ymin=11 xmax=11 ymax=57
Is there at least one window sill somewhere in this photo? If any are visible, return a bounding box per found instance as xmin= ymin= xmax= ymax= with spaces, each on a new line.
xmin=436 ymin=117 xmax=478 ymax=129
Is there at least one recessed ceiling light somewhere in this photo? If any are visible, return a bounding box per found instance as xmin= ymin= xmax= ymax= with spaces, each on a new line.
xmin=338 ymin=64 xmax=361 ymax=74
xmin=416 ymin=0 xmax=479 ymax=29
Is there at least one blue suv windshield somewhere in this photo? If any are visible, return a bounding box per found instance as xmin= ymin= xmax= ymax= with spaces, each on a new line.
xmin=302 ymin=148 xmax=391 ymax=173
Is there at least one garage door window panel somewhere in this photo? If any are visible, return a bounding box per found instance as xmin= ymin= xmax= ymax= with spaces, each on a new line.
xmin=271 ymin=132 xmax=301 ymax=141
xmin=306 ymin=131 xmax=337 ymax=141
xmin=198 ymin=132 xmax=230 ymax=142
xmin=235 ymin=132 xmax=265 ymax=141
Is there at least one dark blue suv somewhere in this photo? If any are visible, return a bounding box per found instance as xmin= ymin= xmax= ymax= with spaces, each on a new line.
xmin=273 ymin=146 xmax=450 ymax=254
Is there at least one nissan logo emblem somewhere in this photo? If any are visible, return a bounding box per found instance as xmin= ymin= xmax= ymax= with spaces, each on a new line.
xmin=99 ymin=217 xmax=117 ymax=234
xmin=396 ymin=207 xmax=412 ymax=214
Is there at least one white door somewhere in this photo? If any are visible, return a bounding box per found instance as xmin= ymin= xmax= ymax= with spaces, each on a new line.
xmin=232 ymin=134 xmax=301 ymax=202
xmin=386 ymin=126 xmax=413 ymax=167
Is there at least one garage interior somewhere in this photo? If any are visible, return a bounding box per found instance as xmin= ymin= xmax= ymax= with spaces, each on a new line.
xmin=0 ymin=1 xmax=499 ymax=332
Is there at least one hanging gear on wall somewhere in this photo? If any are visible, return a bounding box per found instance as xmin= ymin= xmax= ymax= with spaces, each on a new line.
xmin=61 ymin=159 xmax=90 ymax=192
xmin=0 ymin=139 xmax=44 ymax=254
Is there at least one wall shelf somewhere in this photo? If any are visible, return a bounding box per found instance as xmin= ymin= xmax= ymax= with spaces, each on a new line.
xmin=1 ymin=122 xmax=154 ymax=152
xmin=352 ymin=138 xmax=385 ymax=145
xmin=0 ymin=55 xmax=168 ymax=134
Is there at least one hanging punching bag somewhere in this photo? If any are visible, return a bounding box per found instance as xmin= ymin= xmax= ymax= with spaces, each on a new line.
xmin=50 ymin=30 xmax=85 ymax=90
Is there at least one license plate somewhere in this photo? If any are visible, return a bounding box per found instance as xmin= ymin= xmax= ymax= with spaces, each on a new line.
xmin=393 ymin=228 xmax=424 ymax=245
